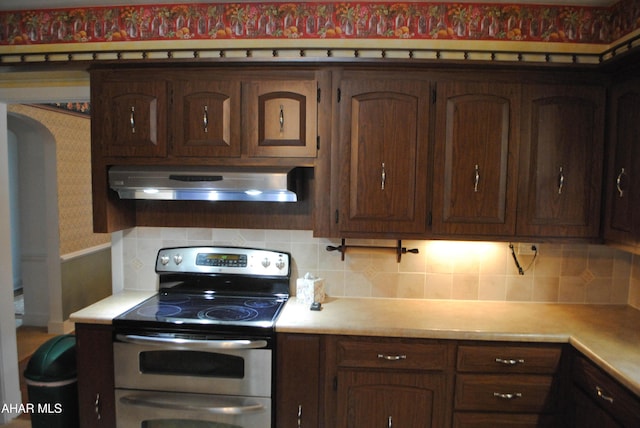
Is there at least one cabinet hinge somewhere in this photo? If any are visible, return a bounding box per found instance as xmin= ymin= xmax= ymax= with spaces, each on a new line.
xmin=334 ymin=210 xmax=339 ymax=224
xmin=431 ymin=88 xmax=436 ymax=104
xmin=316 ymin=136 xmax=320 ymax=150
xmin=333 ymin=376 xmax=338 ymax=391
xmin=317 ymin=87 xmax=321 ymax=103
xmin=337 ymin=88 xmax=341 ymax=103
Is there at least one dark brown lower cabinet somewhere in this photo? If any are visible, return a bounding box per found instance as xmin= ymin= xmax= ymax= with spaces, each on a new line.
xmin=331 ymin=336 xmax=455 ymax=428
xmin=272 ymin=335 xmax=640 ymax=428
xmin=75 ymin=323 xmax=116 ymax=428
xmin=276 ymin=333 xmax=321 ymax=428
xmin=337 ymin=370 xmax=449 ymax=427
xmin=572 ymin=353 xmax=640 ymax=428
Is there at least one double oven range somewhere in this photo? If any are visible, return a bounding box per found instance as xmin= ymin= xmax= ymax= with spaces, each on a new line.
xmin=112 ymin=246 xmax=290 ymax=428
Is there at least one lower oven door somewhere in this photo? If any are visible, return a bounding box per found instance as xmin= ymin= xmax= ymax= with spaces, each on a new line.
xmin=114 ymin=333 xmax=272 ymax=397
xmin=115 ymin=390 xmax=271 ymax=428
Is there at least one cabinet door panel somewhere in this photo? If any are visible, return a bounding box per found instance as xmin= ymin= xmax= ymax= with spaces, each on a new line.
xmin=339 ymin=78 xmax=430 ymax=234
xmin=97 ymin=79 xmax=167 ymax=158
xmin=433 ymin=82 xmax=519 ymax=236
xmin=244 ymin=78 xmax=317 ymax=157
xmin=76 ymin=324 xmax=116 ymax=428
xmin=276 ymin=334 xmax=320 ymax=428
xmin=172 ymin=79 xmax=241 ymax=157
xmin=337 ymin=370 xmax=447 ymax=428
xmin=604 ymin=81 xmax=640 ymax=247
xmin=518 ymin=85 xmax=604 ymax=238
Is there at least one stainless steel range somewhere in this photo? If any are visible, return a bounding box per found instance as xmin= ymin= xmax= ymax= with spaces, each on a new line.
xmin=112 ymin=246 xmax=290 ymax=428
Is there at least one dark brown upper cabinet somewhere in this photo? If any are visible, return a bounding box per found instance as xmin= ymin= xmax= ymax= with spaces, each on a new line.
xmin=604 ymin=77 xmax=640 ymax=251
xmin=517 ymin=84 xmax=605 ymax=239
xmin=171 ymin=77 xmax=241 ymax=157
xmin=93 ymin=73 xmax=168 ymax=158
xmin=336 ymin=73 xmax=431 ymax=235
xmin=243 ymin=76 xmax=318 ymax=158
xmin=432 ymin=81 xmax=520 ymax=237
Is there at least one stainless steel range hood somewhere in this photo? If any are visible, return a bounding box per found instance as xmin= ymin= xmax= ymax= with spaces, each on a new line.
xmin=108 ymin=165 xmax=300 ymax=202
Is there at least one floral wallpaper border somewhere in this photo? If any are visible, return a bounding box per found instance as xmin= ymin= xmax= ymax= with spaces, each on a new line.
xmin=32 ymin=102 xmax=91 ymax=117
xmin=1 ymin=1 xmax=639 ymax=47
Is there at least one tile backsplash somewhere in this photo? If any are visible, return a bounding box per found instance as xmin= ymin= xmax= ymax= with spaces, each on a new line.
xmin=116 ymin=227 xmax=639 ymax=308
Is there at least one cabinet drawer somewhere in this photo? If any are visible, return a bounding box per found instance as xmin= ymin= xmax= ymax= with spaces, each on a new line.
xmin=453 ymin=412 xmax=561 ymax=428
xmin=337 ymin=339 xmax=451 ymax=371
xmin=573 ymin=355 xmax=640 ymax=427
xmin=457 ymin=344 xmax=562 ymax=374
xmin=455 ymin=374 xmax=557 ymax=413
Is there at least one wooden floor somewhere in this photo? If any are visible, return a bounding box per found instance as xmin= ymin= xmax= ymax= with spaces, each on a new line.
xmin=5 ymin=326 xmax=58 ymax=427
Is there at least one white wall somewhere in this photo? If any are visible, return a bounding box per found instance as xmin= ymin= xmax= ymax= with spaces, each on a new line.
xmin=8 ymin=130 xmax=20 ymax=291
xmin=0 ymin=103 xmax=21 ymax=423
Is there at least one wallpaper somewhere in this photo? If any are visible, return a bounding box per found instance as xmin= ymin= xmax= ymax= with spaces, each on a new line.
xmin=0 ymin=1 xmax=638 ymax=47
xmin=8 ymin=104 xmax=109 ymax=256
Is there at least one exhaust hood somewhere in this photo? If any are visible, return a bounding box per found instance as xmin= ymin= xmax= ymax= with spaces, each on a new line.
xmin=108 ymin=165 xmax=300 ymax=202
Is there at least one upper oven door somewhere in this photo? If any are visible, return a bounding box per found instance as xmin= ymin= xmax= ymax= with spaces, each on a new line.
xmin=114 ymin=334 xmax=272 ymax=397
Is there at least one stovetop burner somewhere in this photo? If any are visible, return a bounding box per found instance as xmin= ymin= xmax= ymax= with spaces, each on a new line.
xmin=116 ymin=293 xmax=287 ymax=328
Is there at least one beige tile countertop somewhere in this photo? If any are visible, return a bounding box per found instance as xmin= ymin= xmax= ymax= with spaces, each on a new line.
xmin=70 ymin=290 xmax=156 ymax=324
xmin=277 ymin=297 xmax=640 ymax=397
xmin=70 ymin=293 xmax=640 ymax=397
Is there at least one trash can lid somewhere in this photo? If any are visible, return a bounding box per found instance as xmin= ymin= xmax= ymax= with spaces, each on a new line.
xmin=24 ymin=334 xmax=77 ymax=382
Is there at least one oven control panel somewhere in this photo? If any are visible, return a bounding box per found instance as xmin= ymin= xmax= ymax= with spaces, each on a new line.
xmin=156 ymin=246 xmax=290 ymax=277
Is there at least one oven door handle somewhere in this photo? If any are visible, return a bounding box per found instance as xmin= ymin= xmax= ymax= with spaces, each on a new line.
xmin=116 ymin=334 xmax=268 ymax=350
xmin=119 ymin=392 xmax=266 ymax=415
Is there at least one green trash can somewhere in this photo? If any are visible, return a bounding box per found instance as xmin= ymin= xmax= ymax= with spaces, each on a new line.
xmin=23 ymin=334 xmax=79 ymax=428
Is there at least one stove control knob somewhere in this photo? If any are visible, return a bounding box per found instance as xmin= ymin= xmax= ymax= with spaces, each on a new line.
xmin=261 ymin=258 xmax=271 ymax=268
xmin=173 ymin=254 xmax=183 ymax=265
xmin=159 ymin=256 xmax=170 ymax=266
xmin=275 ymin=259 xmax=286 ymax=270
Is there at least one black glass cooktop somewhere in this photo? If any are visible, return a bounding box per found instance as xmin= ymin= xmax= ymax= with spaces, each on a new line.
xmin=114 ymin=292 xmax=287 ymax=329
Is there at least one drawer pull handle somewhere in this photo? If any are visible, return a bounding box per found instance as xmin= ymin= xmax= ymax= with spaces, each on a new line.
xmin=596 ymin=386 xmax=614 ymax=404
xmin=377 ymin=353 xmax=407 ymax=361
xmin=495 ymin=357 xmax=525 ymax=365
xmin=129 ymin=106 xmax=136 ymax=134
xmin=493 ymin=392 xmax=522 ymax=400
xmin=94 ymin=393 xmax=102 ymax=420
xmin=297 ymin=404 xmax=302 ymax=428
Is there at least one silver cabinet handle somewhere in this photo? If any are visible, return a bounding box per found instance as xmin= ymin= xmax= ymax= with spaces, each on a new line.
xmin=474 ymin=164 xmax=480 ymax=192
xmin=129 ymin=106 xmax=136 ymax=134
xmin=616 ymin=167 xmax=626 ymax=198
xmin=377 ymin=353 xmax=406 ymax=361
xmin=119 ymin=393 xmax=266 ymax=414
xmin=495 ymin=357 xmax=525 ymax=365
xmin=558 ymin=166 xmax=565 ymax=194
xmin=381 ymin=162 xmax=386 ymax=190
xmin=116 ymin=334 xmax=267 ymax=350
xmin=203 ymin=105 xmax=209 ymax=133
xmin=388 ymin=415 xmax=393 ymax=428
xmin=493 ymin=392 xmax=523 ymax=400
xmin=596 ymin=386 xmax=614 ymax=404
xmin=279 ymin=104 xmax=285 ymax=133
xmin=94 ymin=393 xmax=101 ymax=420
xmin=297 ymin=404 xmax=302 ymax=428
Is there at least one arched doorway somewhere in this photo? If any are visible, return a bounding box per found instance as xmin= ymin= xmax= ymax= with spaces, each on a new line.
xmin=8 ymin=113 xmax=62 ymax=330
xmin=0 ymin=79 xmax=89 ymax=423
